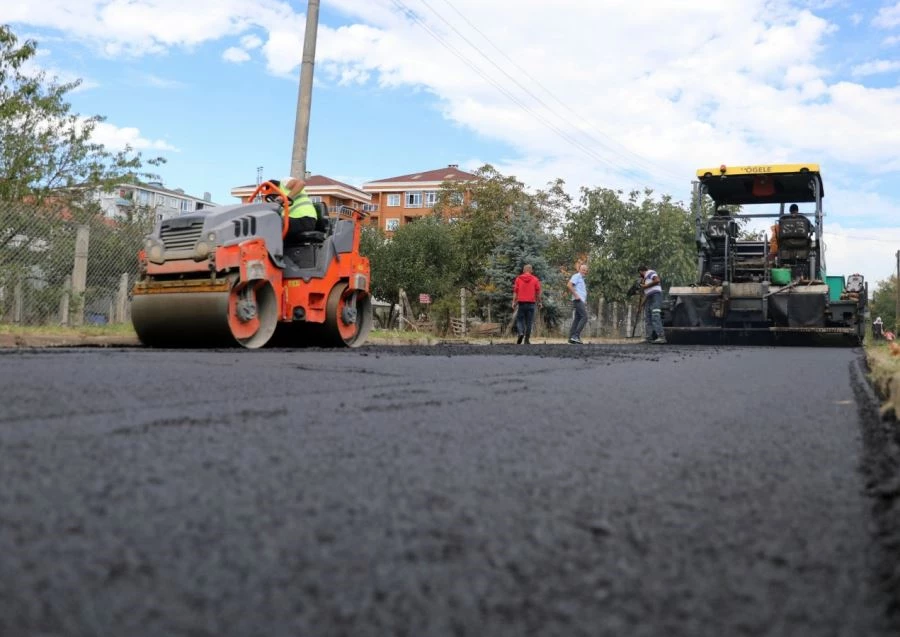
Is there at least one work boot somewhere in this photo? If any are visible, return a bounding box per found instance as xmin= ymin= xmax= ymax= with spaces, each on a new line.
xmin=651 ymin=337 xmax=667 ymax=344
xmin=524 ymin=336 xmax=531 ymax=344
xmin=516 ymin=334 xmax=524 ymax=344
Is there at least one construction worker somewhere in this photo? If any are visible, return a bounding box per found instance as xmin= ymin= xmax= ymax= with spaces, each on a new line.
xmin=279 ymin=176 xmax=318 ymax=242
xmin=512 ymin=264 xmax=542 ymax=344
xmin=638 ymin=265 xmax=666 ymax=344
xmin=874 ymin=316 xmax=884 ymax=340
xmin=769 ymin=203 xmax=804 ymax=260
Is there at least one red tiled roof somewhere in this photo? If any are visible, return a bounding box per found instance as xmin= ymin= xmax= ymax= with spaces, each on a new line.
xmin=304 ymin=175 xmax=363 ymax=191
xmin=366 ymin=165 xmax=478 ymax=184
xmin=232 ymin=175 xmax=367 ymax=196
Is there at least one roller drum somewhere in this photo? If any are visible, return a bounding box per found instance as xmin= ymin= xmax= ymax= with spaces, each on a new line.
xmin=132 ymin=292 xmax=235 ymax=348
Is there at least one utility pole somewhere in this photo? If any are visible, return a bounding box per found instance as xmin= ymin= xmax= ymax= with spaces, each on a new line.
xmin=291 ymin=0 xmax=320 ymax=179
xmin=895 ymin=249 xmax=899 ymax=335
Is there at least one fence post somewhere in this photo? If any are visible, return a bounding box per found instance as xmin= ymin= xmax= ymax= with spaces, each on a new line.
xmin=71 ymin=224 xmax=90 ymax=327
xmin=597 ymin=297 xmax=604 ymax=337
xmin=460 ymin=288 xmax=467 ymax=337
xmin=13 ymin=278 xmax=24 ymax=324
xmin=115 ymin=273 xmax=129 ymax=323
xmin=58 ymin=274 xmax=72 ymax=326
xmin=611 ymin=302 xmax=618 ymax=338
xmin=626 ymin=304 xmax=633 ymax=339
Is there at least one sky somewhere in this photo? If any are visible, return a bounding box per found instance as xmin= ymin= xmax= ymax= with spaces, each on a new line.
xmin=3 ymin=0 xmax=900 ymax=286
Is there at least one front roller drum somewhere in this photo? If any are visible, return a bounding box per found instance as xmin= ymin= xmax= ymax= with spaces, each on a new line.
xmin=132 ymin=280 xmax=279 ymax=349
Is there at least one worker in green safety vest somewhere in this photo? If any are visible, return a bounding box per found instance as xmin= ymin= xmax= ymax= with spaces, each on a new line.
xmin=278 ymin=176 xmax=318 ymax=242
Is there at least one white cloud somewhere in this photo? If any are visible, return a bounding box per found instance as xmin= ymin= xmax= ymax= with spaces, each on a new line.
xmin=240 ymin=34 xmax=263 ymax=49
xmin=6 ymin=0 xmax=900 ymax=282
xmin=850 ymin=13 xmax=863 ymax=26
xmin=874 ymin=2 xmax=900 ymax=28
xmin=851 ymin=58 xmax=900 ymax=76
xmin=87 ymin=120 xmax=178 ymax=152
xmin=823 ymin=226 xmax=900 ymax=286
xmin=141 ymin=73 xmax=184 ymax=88
xmin=19 ymin=51 xmax=99 ymax=92
xmin=884 ymin=34 xmax=900 ymax=46
xmin=222 ymin=46 xmax=251 ymax=63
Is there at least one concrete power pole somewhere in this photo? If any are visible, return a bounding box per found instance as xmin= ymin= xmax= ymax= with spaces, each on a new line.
xmin=895 ymin=249 xmax=899 ymax=334
xmin=291 ymin=0 xmax=321 ymax=179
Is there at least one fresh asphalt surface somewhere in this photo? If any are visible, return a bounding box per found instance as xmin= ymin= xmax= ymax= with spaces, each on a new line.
xmin=1 ymin=343 xmax=896 ymax=636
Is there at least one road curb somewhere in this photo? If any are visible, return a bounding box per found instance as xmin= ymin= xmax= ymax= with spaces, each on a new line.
xmin=850 ymin=354 xmax=900 ymax=630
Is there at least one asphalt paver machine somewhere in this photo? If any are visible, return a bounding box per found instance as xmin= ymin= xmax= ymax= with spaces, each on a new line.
xmin=662 ymin=163 xmax=866 ymax=346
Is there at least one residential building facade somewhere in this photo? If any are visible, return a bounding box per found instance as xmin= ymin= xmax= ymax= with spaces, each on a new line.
xmin=361 ymin=165 xmax=477 ymax=233
xmin=98 ymin=182 xmax=216 ymax=221
xmin=230 ymin=175 xmax=371 ymax=218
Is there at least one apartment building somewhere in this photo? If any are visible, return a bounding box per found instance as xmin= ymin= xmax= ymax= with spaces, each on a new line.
xmin=230 ymin=175 xmax=371 ymax=216
xmin=98 ymin=181 xmax=216 ymax=221
xmin=361 ymin=165 xmax=478 ymax=233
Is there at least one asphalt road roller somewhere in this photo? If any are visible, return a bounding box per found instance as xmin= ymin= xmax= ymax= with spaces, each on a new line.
xmin=131 ymin=181 xmax=373 ymax=348
xmin=662 ymin=163 xmax=867 ymax=346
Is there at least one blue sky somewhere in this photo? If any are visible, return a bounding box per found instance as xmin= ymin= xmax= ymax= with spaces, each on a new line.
xmin=3 ymin=0 xmax=900 ymax=284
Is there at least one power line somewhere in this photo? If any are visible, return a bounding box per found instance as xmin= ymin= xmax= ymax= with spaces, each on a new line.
xmin=389 ymin=0 xmax=684 ymax=191
xmin=435 ymin=0 xmax=685 ymax=185
xmin=824 ymin=233 xmax=900 ymax=243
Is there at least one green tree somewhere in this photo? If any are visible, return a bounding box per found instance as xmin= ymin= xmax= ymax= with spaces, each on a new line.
xmin=563 ymin=187 xmax=697 ymax=302
xmin=484 ymin=207 xmax=561 ymax=327
xmin=360 ymin=218 xmax=458 ymax=327
xmin=0 ymin=25 xmax=161 ymax=322
xmin=436 ymin=164 xmax=532 ymax=289
xmin=870 ymin=275 xmax=897 ymax=334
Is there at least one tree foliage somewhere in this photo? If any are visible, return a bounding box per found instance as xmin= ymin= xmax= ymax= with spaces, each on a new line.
xmin=563 ymin=187 xmax=697 ymax=301
xmin=484 ymin=207 xmax=560 ymax=325
xmin=0 ymin=24 xmax=162 ymax=323
xmin=871 ymin=275 xmax=897 ymax=333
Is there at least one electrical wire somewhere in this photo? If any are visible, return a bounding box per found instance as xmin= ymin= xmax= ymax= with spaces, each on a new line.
xmin=435 ymin=0 xmax=686 ymax=185
xmin=389 ymin=0 xmax=684 ymax=190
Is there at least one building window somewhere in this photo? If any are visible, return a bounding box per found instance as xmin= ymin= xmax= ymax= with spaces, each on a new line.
xmin=386 ymin=194 xmax=401 ymax=207
xmin=405 ymin=192 xmax=422 ymax=208
xmin=386 ymin=218 xmax=400 ymax=231
xmin=310 ymin=196 xmax=323 ymax=203
xmin=424 ymin=191 xmax=437 ymax=207
xmin=449 ymin=192 xmax=464 ymax=206
xmin=363 ymin=203 xmax=379 ymax=212
xmin=180 ymin=199 xmax=193 ymax=212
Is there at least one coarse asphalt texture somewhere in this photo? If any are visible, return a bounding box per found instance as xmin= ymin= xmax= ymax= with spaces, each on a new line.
xmin=1 ymin=342 xmax=898 ymax=637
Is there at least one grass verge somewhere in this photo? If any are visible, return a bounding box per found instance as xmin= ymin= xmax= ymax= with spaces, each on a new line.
xmin=865 ymin=341 xmax=900 ymax=420
xmin=0 ymin=323 xmax=137 ymax=338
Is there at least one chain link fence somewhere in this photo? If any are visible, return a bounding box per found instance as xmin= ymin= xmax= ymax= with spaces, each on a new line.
xmin=0 ymin=201 xmax=149 ymax=327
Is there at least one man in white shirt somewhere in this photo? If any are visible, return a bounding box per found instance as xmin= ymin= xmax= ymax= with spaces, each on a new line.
xmin=566 ymin=263 xmax=589 ymax=344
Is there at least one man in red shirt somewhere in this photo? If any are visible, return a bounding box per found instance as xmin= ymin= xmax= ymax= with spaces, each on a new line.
xmin=512 ymin=264 xmax=542 ymax=344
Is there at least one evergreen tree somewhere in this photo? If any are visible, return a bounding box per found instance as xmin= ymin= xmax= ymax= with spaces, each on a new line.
xmin=485 ymin=207 xmax=561 ymax=327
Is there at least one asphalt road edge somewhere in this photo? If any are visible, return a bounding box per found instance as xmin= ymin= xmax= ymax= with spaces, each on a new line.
xmin=851 ymin=354 xmax=900 ymax=628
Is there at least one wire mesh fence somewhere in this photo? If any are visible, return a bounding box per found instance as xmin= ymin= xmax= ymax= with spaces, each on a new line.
xmin=0 ymin=201 xmax=150 ymax=327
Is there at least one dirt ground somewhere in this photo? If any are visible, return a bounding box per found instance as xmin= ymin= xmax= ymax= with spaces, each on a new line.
xmin=0 ymin=331 xmax=634 ymax=349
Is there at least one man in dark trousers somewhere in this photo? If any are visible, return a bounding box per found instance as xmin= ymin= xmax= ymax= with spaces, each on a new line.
xmin=567 ymin=263 xmax=589 ymax=344
xmin=512 ymin=264 xmax=542 ymax=344
xmin=638 ymin=265 xmax=666 ymax=344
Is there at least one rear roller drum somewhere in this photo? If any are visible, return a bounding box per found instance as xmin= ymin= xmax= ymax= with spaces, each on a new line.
xmin=323 ymin=282 xmax=373 ymax=348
